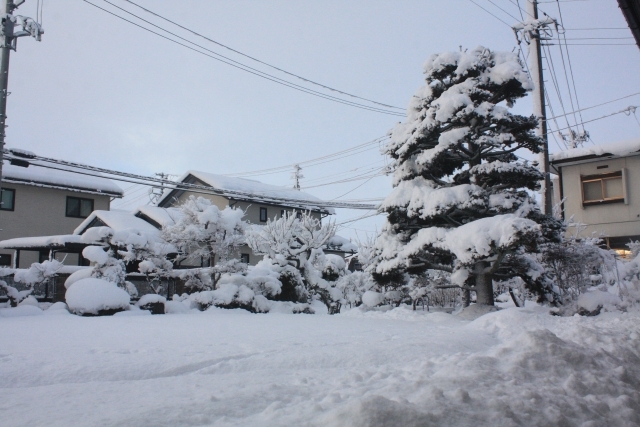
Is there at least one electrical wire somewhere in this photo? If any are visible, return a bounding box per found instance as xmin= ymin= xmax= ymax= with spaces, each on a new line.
xmin=122 ymin=0 xmax=404 ymax=111
xmin=469 ymin=0 xmax=513 ymax=27
xmin=545 ymin=92 xmax=640 ymax=122
xmin=82 ymin=0 xmax=405 ymax=117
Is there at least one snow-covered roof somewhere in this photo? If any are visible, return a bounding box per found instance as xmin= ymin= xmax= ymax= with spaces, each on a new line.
xmin=549 ymin=138 xmax=640 ymax=165
xmin=158 ymin=170 xmax=334 ymax=214
xmin=1 ymin=159 xmax=124 ymax=197
xmin=133 ymin=205 xmax=184 ymax=228
xmin=73 ymin=210 xmax=161 ymax=236
xmin=0 ymin=234 xmax=85 ymax=250
xmin=324 ymin=235 xmax=358 ymax=253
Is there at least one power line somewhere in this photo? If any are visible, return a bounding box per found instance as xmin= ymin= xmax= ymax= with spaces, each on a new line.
xmin=545 ymin=91 xmax=640 ymax=122
xmin=486 ymin=0 xmax=521 ymax=21
xmin=81 ymin=0 xmax=404 ymax=117
xmin=469 ymin=0 xmax=513 ymax=27
xmin=3 ymin=149 xmax=379 ymax=210
xmin=545 ymin=106 xmax=640 ymax=136
xmin=122 ymin=0 xmax=404 ymax=112
xmin=224 ymin=135 xmax=388 ymax=177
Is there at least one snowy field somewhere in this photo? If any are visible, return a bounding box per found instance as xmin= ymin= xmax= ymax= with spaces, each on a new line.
xmin=1 ymin=305 xmax=639 ymax=427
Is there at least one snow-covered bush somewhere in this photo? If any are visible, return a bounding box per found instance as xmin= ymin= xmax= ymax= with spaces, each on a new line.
xmin=162 ymin=196 xmax=247 ymax=289
xmin=82 ymin=244 xmax=127 ymax=288
xmin=246 ymin=211 xmax=342 ymax=312
xmin=0 ymin=260 xmax=63 ymax=307
xmin=373 ymin=46 xmax=563 ymax=306
xmin=65 ymin=278 xmax=131 ymax=316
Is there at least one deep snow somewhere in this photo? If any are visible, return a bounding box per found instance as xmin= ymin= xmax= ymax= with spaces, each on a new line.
xmin=0 ymin=305 xmax=638 ymax=427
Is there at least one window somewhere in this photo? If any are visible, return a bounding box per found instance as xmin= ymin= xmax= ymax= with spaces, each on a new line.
xmin=0 ymin=188 xmax=15 ymax=211
xmin=0 ymin=254 xmax=11 ymax=266
xmin=582 ymin=172 xmax=624 ymax=205
xmin=240 ymin=253 xmax=250 ymax=264
xmin=259 ymin=207 xmax=267 ymax=222
xmin=66 ymin=196 xmax=94 ymax=218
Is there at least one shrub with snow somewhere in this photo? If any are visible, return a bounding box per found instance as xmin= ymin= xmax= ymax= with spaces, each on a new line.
xmin=65 ymin=278 xmax=131 ymax=316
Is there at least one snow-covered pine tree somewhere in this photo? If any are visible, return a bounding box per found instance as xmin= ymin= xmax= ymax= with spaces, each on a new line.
xmin=374 ymin=47 xmax=562 ymax=306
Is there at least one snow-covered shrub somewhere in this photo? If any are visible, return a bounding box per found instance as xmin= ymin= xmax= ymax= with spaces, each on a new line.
xmin=335 ymin=271 xmax=375 ymax=308
xmin=83 ymin=244 xmax=127 ymax=288
xmin=1 ymin=260 xmax=63 ymax=307
xmin=373 ymin=46 xmax=563 ymax=306
xmin=136 ymin=293 xmax=166 ymax=314
xmin=162 ymin=196 xmax=247 ymax=289
xmin=65 ymin=278 xmax=131 ymax=316
xmin=246 ymin=211 xmax=342 ymax=312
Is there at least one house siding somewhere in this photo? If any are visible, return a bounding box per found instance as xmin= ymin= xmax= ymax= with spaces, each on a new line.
xmin=0 ymin=183 xmax=111 ymax=268
xmin=559 ymin=155 xmax=640 ymax=241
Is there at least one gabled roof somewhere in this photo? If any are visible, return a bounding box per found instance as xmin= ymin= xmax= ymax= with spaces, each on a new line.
xmin=133 ymin=205 xmax=183 ymax=228
xmin=73 ymin=210 xmax=161 ymax=237
xmin=549 ymin=138 xmax=640 ymax=167
xmin=1 ymin=160 xmax=124 ymax=197
xmin=157 ymin=170 xmax=334 ymax=214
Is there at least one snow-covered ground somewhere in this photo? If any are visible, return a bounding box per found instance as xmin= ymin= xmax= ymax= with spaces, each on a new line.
xmin=1 ymin=305 xmax=638 ymax=427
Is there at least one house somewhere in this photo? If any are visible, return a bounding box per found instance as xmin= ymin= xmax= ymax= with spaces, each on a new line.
xmin=550 ymin=138 xmax=640 ymax=256
xmin=156 ymin=170 xmax=335 ymax=266
xmin=0 ymin=159 xmax=124 ymax=267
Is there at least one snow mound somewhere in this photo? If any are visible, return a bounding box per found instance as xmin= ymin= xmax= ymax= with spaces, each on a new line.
xmin=18 ymin=295 xmax=39 ymax=307
xmin=136 ymin=294 xmax=167 ymax=307
xmin=362 ymin=291 xmax=385 ymax=307
xmin=164 ymin=300 xmax=190 ymax=314
xmin=319 ymin=395 xmax=430 ymax=427
xmin=0 ymin=305 xmax=43 ymax=317
xmin=577 ymin=290 xmax=621 ymax=314
xmin=65 ymin=278 xmax=131 ymax=315
xmin=64 ymin=268 xmax=94 ymax=289
xmin=455 ymin=304 xmax=501 ymax=320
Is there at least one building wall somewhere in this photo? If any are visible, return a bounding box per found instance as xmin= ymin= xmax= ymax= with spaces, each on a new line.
xmin=559 ymin=155 xmax=640 ymax=242
xmin=0 ymin=183 xmax=112 ymax=268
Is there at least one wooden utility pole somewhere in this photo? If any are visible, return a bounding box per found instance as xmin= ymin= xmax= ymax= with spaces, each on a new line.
xmin=527 ymin=0 xmax=552 ymax=216
xmin=0 ymin=0 xmax=43 ymax=204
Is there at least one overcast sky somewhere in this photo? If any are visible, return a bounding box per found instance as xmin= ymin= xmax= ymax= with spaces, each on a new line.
xmin=5 ymin=0 xmax=639 ymax=240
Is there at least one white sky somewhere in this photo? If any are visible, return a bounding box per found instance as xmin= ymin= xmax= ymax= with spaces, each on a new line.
xmin=5 ymin=0 xmax=640 ymax=240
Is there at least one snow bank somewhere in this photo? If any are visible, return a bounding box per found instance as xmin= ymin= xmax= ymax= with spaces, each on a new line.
xmin=0 ymin=305 xmax=43 ymax=317
xmin=65 ymin=278 xmax=130 ymax=315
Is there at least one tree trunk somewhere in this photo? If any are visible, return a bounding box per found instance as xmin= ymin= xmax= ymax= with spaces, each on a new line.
xmin=475 ymin=272 xmax=494 ymax=306
xmin=461 ymin=288 xmax=471 ymax=308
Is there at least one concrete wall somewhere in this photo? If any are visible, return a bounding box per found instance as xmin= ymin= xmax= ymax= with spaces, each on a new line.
xmin=559 ymin=154 xmax=640 ymax=243
xmin=0 ymin=183 xmax=112 ymax=268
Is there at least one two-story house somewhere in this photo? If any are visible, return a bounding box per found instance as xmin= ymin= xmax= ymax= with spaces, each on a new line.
xmin=550 ymin=138 xmax=640 ymax=256
xmin=0 ymin=160 xmax=124 ymax=267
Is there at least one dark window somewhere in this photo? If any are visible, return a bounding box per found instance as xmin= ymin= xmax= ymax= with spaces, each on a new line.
xmin=240 ymin=253 xmax=250 ymax=264
xmin=66 ymin=196 xmax=94 ymax=218
xmin=0 ymin=188 xmax=15 ymax=211
xmin=259 ymin=207 xmax=267 ymax=222
xmin=39 ymin=250 xmax=50 ymax=263
xmin=582 ymin=172 xmax=624 ymax=205
xmin=0 ymin=254 xmax=11 ymax=266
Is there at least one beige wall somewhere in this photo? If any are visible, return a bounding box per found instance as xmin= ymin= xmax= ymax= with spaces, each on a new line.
xmin=559 ymin=155 xmax=640 ymax=240
xmin=0 ymin=183 xmax=112 ymax=268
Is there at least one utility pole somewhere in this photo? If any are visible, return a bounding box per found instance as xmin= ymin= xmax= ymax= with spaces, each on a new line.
xmin=291 ymin=164 xmax=303 ymax=190
xmin=513 ymin=1 xmax=554 ymax=216
xmin=0 ymin=0 xmax=43 ymax=198
xmin=527 ymin=0 xmax=552 ymax=216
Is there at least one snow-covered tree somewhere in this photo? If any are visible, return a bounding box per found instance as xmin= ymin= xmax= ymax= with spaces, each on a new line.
xmin=374 ymin=47 xmax=563 ymax=306
xmin=162 ymin=196 xmax=247 ymax=289
xmin=246 ymin=211 xmax=340 ymax=311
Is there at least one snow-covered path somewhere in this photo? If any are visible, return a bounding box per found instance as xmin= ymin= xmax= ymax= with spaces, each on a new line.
xmin=1 ymin=306 xmax=638 ymax=427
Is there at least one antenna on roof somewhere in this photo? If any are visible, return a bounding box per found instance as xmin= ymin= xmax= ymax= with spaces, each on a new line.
xmin=291 ymin=164 xmax=303 ymax=190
